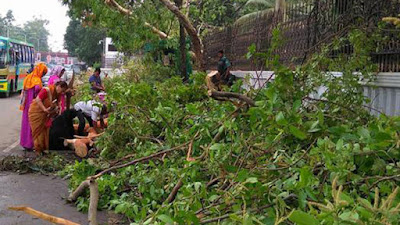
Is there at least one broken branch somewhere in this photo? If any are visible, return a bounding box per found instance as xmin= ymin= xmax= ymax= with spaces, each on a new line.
xmin=166 ymin=178 xmax=184 ymax=203
xmin=68 ymin=180 xmax=90 ymax=202
xmin=8 ymin=206 xmax=80 ymax=225
xmin=90 ymin=145 xmax=187 ymax=179
xmin=208 ymin=90 xmax=255 ymax=107
xmin=88 ymin=180 xmax=99 ymax=225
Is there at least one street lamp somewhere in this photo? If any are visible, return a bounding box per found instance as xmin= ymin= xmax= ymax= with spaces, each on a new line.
xmin=36 ymin=38 xmax=47 ymax=52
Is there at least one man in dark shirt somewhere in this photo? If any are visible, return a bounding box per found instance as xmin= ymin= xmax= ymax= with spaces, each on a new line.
xmin=217 ymin=50 xmax=235 ymax=86
xmin=89 ymin=68 xmax=104 ymax=93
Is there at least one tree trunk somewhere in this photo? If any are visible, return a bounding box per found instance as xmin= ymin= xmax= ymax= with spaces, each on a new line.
xmin=159 ymin=0 xmax=206 ymax=71
xmin=175 ymin=0 xmax=188 ymax=80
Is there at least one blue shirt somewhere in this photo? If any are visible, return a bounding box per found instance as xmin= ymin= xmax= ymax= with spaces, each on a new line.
xmin=89 ymin=74 xmax=102 ymax=92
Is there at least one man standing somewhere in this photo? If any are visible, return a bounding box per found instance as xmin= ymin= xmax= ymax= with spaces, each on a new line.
xmin=89 ymin=68 xmax=104 ymax=93
xmin=74 ymin=100 xmax=107 ymax=136
xmin=217 ymin=50 xmax=235 ymax=86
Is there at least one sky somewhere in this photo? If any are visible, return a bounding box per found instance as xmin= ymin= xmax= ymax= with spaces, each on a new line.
xmin=0 ymin=0 xmax=70 ymax=52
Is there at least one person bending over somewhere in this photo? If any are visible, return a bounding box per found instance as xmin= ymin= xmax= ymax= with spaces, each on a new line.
xmin=74 ymin=100 xmax=107 ymax=136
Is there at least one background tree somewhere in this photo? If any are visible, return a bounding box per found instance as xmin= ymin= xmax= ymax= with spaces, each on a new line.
xmin=23 ymin=18 xmax=50 ymax=52
xmin=63 ymin=0 xmax=252 ymax=70
xmin=0 ymin=11 xmax=50 ymax=52
xmin=64 ymin=19 xmax=105 ymax=66
xmin=0 ymin=10 xmax=16 ymax=37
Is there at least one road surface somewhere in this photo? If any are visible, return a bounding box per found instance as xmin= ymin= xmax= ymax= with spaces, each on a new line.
xmin=0 ymin=94 xmax=23 ymax=157
xmin=0 ymin=94 xmax=107 ymax=224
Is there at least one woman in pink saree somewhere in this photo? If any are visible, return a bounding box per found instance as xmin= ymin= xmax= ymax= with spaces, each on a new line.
xmin=47 ymin=66 xmax=66 ymax=113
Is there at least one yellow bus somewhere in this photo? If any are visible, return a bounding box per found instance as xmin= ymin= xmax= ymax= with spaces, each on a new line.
xmin=0 ymin=36 xmax=35 ymax=97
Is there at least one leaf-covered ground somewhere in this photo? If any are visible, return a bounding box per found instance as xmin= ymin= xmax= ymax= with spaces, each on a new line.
xmin=63 ymin=31 xmax=400 ymax=224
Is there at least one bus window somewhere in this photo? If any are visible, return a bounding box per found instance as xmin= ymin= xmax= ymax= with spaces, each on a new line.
xmin=9 ymin=48 xmax=15 ymax=65
xmin=19 ymin=44 xmax=24 ymax=63
xmin=0 ymin=40 xmax=7 ymax=69
xmin=28 ymin=47 xmax=32 ymax=63
xmin=23 ymin=46 xmax=27 ymax=63
xmin=29 ymin=47 xmax=33 ymax=63
xmin=26 ymin=46 xmax=29 ymax=63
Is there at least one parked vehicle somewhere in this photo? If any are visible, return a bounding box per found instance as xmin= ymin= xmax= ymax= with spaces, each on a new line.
xmin=41 ymin=64 xmax=54 ymax=87
xmin=64 ymin=64 xmax=73 ymax=81
xmin=0 ymin=36 xmax=35 ymax=97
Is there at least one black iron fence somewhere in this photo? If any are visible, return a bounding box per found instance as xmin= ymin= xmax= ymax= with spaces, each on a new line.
xmin=203 ymin=0 xmax=400 ymax=72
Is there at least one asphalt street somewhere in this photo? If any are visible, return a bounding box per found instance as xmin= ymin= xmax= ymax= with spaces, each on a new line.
xmin=0 ymin=93 xmax=107 ymax=225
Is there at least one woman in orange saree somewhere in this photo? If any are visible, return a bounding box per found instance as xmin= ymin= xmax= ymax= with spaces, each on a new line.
xmin=20 ymin=63 xmax=47 ymax=150
xmin=28 ymin=81 xmax=68 ymax=153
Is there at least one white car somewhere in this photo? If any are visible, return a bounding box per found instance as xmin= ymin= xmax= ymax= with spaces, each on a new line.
xmin=64 ymin=65 xmax=74 ymax=81
xmin=41 ymin=64 xmax=54 ymax=86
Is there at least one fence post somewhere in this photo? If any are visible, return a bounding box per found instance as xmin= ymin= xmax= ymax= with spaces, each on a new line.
xmin=275 ymin=0 xmax=286 ymax=11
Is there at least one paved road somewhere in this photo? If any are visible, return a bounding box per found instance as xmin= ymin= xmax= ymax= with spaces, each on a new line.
xmin=0 ymin=94 xmax=23 ymax=157
xmin=0 ymin=94 xmax=107 ymax=225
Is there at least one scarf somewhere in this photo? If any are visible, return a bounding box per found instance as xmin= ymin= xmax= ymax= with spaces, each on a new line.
xmin=23 ymin=62 xmax=47 ymax=90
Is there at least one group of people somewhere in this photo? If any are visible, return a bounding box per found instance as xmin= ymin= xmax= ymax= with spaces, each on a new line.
xmin=19 ymin=63 xmax=107 ymax=154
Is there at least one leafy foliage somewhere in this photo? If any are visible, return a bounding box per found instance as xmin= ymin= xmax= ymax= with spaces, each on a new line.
xmin=63 ymin=0 xmax=255 ymax=54
xmin=65 ymin=29 xmax=400 ymax=224
xmin=64 ymin=19 xmax=105 ymax=66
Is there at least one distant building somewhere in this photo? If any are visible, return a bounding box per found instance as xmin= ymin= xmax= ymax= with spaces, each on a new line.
xmin=35 ymin=51 xmax=78 ymax=65
xmin=101 ymin=37 xmax=123 ymax=68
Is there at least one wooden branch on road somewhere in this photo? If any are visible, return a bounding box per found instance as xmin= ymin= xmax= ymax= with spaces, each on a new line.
xmin=8 ymin=206 xmax=80 ymax=225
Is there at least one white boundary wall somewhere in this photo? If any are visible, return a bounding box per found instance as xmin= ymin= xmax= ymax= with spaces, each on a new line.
xmin=231 ymin=71 xmax=400 ymax=116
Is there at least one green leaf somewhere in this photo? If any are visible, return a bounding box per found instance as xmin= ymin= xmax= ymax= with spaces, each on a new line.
xmin=308 ymin=121 xmax=320 ymax=133
xmin=374 ymin=132 xmax=392 ymax=142
xmin=115 ymin=203 xmax=126 ymax=213
xmin=157 ymin=214 xmax=174 ymax=224
xmin=243 ymin=214 xmax=254 ymax=225
xmin=210 ymin=143 xmax=223 ymax=151
xmin=245 ymin=177 xmax=258 ymax=184
xmin=298 ymin=167 xmax=312 ymax=188
xmin=339 ymin=211 xmax=359 ymax=222
xmin=358 ymin=127 xmax=371 ymax=140
xmin=276 ymin=112 xmax=288 ymax=125
xmin=293 ymin=99 xmax=302 ymax=111
xmin=289 ymin=126 xmax=307 ymax=140
xmin=289 ymin=210 xmax=319 ymax=225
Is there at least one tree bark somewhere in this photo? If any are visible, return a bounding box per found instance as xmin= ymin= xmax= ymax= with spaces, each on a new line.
xmin=8 ymin=206 xmax=80 ymax=225
xmin=68 ymin=180 xmax=90 ymax=202
xmin=88 ymin=180 xmax=99 ymax=225
xmin=159 ymin=0 xmax=206 ymax=71
xmin=175 ymin=0 xmax=188 ymax=80
xmin=208 ymin=90 xmax=255 ymax=107
xmin=166 ymin=178 xmax=183 ymax=203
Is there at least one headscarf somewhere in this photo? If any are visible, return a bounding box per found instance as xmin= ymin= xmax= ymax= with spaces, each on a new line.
xmin=23 ymin=62 xmax=47 ymax=90
xmin=48 ymin=65 xmax=65 ymax=86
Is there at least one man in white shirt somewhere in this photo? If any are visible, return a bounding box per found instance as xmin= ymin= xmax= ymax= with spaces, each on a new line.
xmin=74 ymin=100 xmax=107 ymax=135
